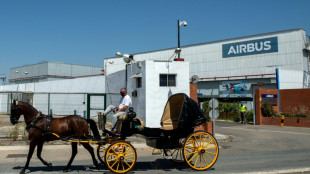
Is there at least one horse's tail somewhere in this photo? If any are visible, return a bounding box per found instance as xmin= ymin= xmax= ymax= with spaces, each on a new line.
xmin=86 ymin=119 xmax=101 ymax=140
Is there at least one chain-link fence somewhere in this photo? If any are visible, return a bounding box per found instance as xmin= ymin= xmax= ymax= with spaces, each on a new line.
xmin=0 ymin=92 xmax=106 ymax=118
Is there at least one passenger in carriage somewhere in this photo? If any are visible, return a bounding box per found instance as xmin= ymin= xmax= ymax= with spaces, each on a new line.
xmin=101 ymin=88 xmax=132 ymax=131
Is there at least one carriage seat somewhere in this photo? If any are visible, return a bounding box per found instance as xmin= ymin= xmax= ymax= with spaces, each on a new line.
xmin=114 ymin=108 xmax=144 ymax=134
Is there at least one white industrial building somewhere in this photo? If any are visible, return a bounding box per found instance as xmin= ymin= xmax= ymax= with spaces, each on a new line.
xmin=104 ymin=28 xmax=310 ymax=112
xmin=9 ymin=61 xmax=103 ymax=84
xmin=1 ymin=28 xmax=309 ymax=124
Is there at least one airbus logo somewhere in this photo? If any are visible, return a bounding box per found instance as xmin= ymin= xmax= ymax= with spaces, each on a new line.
xmin=222 ymin=37 xmax=278 ymax=58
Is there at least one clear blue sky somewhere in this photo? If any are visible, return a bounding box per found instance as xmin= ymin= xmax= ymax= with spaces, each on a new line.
xmin=0 ymin=0 xmax=309 ymax=84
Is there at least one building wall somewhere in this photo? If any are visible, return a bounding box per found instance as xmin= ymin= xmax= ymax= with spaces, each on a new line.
xmin=104 ymin=29 xmax=308 ymax=99
xmin=9 ymin=62 xmax=103 ymax=84
xmin=125 ymin=60 xmax=189 ymax=128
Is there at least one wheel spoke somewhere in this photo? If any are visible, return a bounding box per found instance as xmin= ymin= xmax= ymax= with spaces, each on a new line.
xmin=110 ymin=160 xmax=118 ymax=168
xmin=194 ymin=153 xmax=199 ymax=167
xmin=202 ymin=154 xmax=208 ymax=166
xmin=203 ymin=139 xmax=213 ymax=149
xmin=124 ymin=152 xmax=134 ymax=157
xmin=121 ymin=161 xmax=125 ymax=171
xmin=124 ymin=160 xmax=131 ymax=167
xmin=185 ymin=151 xmax=195 ymax=156
xmin=188 ymin=152 xmax=198 ymax=162
xmin=204 ymin=153 xmax=214 ymax=161
xmin=124 ymin=157 xmax=134 ymax=162
xmin=116 ymin=162 xmax=120 ymax=171
xmin=184 ymin=145 xmax=196 ymax=150
xmin=201 ymin=134 xmax=208 ymax=147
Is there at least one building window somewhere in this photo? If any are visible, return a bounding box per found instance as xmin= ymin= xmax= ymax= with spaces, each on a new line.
xmin=160 ymin=74 xmax=176 ymax=87
xmin=136 ymin=77 xmax=142 ymax=88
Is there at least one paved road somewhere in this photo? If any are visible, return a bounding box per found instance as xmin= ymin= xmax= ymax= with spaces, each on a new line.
xmin=0 ymin=121 xmax=310 ymax=174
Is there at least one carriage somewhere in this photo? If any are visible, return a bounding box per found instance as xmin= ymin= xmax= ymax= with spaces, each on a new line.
xmin=10 ymin=93 xmax=219 ymax=174
xmin=95 ymin=93 xmax=219 ymax=173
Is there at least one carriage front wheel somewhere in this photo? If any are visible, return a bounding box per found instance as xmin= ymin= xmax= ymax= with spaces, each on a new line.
xmin=183 ymin=131 xmax=219 ymax=170
xmin=105 ymin=141 xmax=137 ymax=174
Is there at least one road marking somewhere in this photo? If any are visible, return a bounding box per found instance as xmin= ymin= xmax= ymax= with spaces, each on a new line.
xmin=221 ymin=127 xmax=310 ymax=136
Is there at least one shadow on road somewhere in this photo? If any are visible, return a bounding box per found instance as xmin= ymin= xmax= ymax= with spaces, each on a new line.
xmin=12 ymin=159 xmax=217 ymax=173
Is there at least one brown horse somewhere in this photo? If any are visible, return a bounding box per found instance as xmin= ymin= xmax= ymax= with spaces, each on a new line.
xmin=10 ymin=100 xmax=100 ymax=174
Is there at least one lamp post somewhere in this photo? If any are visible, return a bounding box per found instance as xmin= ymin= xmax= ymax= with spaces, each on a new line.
xmin=177 ymin=19 xmax=187 ymax=58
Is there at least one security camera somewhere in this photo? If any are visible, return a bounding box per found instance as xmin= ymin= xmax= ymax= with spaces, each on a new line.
xmin=116 ymin=52 xmax=123 ymax=58
xmin=183 ymin=21 xmax=187 ymax=26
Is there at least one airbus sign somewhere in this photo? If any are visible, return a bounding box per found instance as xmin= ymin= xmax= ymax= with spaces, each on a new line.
xmin=222 ymin=37 xmax=278 ymax=58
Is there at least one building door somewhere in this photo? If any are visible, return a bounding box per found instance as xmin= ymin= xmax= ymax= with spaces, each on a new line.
xmin=86 ymin=94 xmax=106 ymax=119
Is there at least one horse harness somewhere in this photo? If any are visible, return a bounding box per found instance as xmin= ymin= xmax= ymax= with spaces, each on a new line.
xmin=26 ymin=112 xmax=53 ymax=133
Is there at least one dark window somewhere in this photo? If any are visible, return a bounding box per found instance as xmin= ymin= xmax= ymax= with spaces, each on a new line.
xmin=136 ymin=77 xmax=142 ymax=88
xmin=160 ymin=74 xmax=176 ymax=87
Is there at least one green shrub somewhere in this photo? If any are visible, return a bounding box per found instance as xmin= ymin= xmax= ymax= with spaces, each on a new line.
xmin=245 ymin=109 xmax=253 ymax=123
xmin=281 ymin=113 xmax=310 ymax=118
xmin=261 ymin=103 xmax=277 ymax=117
xmin=217 ymin=101 xmax=240 ymax=122
xmin=10 ymin=124 xmax=19 ymax=141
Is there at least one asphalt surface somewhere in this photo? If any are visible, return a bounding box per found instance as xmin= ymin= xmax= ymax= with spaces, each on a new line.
xmin=0 ymin=121 xmax=310 ymax=174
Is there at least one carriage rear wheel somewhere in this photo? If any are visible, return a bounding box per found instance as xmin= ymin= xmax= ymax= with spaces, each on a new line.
xmin=183 ymin=131 xmax=219 ymax=170
xmin=97 ymin=144 xmax=109 ymax=164
xmin=105 ymin=141 xmax=137 ymax=174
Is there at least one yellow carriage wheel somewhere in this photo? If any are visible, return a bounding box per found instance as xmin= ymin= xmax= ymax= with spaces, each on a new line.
xmin=163 ymin=138 xmax=185 ymax=163
xmin=96 ymin=144 xmax=109 ymax=164
xmin=105 ymin=141 xmax=137 ymax=174
xmin=183 ymin=131 xmax=219 ymax=171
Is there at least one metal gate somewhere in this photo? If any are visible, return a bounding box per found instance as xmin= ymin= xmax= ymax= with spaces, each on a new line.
xmin=87 ymin=94 xmax=106 ymax=119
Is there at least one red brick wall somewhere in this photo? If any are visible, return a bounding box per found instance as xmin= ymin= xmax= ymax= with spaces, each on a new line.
xmin=190 ymin=83 xmax=198 ymax=103
xmin=255 ymin=89 xmax=279 ymax=125
xmin=256 ymin=88 xmax=310 ymax=127
xmin=281 ymin=88 xmax=310 ymax=115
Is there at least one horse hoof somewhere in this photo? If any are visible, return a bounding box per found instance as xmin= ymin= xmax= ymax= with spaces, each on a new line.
xmin=63 ymin=168 xmax=70 ymax=172
xmin=48 ymin=163 xmax=53 ymax=168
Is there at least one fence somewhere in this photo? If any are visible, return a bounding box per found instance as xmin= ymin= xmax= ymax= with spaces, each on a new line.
xmin=0 ymin=92 xmax=106 ymax=118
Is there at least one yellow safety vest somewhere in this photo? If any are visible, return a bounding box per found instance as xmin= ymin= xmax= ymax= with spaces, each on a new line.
xmin=240 ymin=105 xmax=246 ymax=113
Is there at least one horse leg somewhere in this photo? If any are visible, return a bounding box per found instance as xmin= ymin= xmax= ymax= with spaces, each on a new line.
xmin=37 ymin=141 xmax=52 ymax=168
xmin=20 ymin=141 xmax=37 ymax=174
xmin=63 ymin=142 xmax=78 ymax=172
xmin=82 ymin=143 xmax=100 ymax=169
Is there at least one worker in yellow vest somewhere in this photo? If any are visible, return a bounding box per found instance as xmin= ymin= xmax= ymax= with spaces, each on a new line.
xmin=240 ymin=103 xmax=247 ymax=124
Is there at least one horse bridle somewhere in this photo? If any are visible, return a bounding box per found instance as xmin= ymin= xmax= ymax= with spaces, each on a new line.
xmin=10 ymin=105 xmax=21 ymax=124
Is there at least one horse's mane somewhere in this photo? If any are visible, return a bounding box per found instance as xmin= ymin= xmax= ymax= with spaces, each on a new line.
xmin=18 ymin=101 xmax=39 ymax=112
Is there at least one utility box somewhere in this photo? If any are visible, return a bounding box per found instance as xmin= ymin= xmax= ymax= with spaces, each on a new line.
xmin=126 ymin=60 xmax=189 ymax=128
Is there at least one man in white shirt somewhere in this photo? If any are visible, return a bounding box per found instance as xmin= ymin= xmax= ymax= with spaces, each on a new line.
xmin=102 ymin=88 xmax=132 ymax=131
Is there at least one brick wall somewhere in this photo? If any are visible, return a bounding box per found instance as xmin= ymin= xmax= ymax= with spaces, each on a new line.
xmin=190 ymin=83 xmax=198 ymax=103
xmin=255 ymin=88 xmax=310 ymax=127
xmin=281 ymin=88 xmax=310 ymax=115
xmin=255 ymin=89 xmax=279 ymax=125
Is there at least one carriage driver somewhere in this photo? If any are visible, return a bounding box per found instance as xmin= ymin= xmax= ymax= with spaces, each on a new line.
xmin=101 ymin=88 xmax=132 ymax=131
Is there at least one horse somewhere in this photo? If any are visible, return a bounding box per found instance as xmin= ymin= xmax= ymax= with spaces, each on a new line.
xmin=10 ymin=100 xmax=101 ymax=174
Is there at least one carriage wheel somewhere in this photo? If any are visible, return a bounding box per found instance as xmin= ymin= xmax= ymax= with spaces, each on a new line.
xmin=183 ymin=131 xmax=219 ymax=171
xmin=105 ymin=141 xmax=137 ymax=174
xmin=97 ymin=144 xmax=109 ymax=164
xmin=163 ymin=138 xmax=185 ymax=162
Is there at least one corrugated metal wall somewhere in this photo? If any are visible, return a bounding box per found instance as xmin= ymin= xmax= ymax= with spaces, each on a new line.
xmin=106 ymin=29 xmax=308 ymax=80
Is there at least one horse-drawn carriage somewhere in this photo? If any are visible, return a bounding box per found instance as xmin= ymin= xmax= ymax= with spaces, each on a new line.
xmin=10 ymin=93 xmax=219 ymax=174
